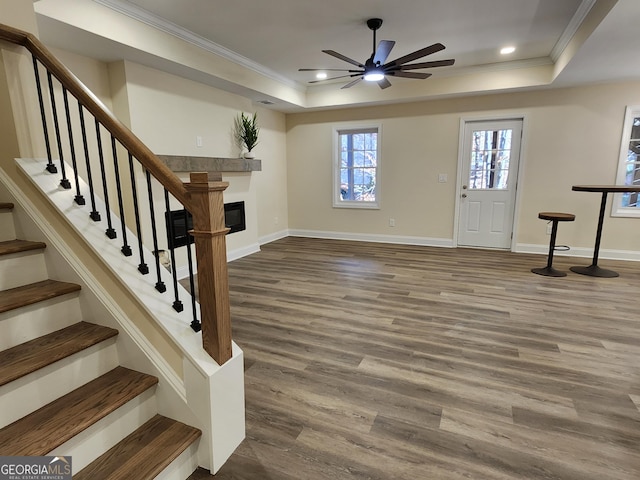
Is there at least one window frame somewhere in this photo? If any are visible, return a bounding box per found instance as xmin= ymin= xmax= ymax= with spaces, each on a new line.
xmin=612 ymin=105 xmax=640 ymax=218
xmin=332 ymin=123 xmax=382 ymax=209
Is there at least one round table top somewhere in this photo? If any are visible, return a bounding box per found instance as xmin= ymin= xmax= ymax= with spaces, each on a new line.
xmin=538 ymin=212 xmax=576 ymax=221
xmin=572 ymin=184 xmax=640 ymax=193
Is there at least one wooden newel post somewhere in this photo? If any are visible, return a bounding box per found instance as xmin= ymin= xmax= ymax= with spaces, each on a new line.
xmin=185 ymin=172 xmax=232 ymax=365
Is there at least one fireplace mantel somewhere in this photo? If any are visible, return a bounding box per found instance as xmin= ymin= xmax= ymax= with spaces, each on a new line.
xmin=157 ymin=155 xmax=261 ymax=173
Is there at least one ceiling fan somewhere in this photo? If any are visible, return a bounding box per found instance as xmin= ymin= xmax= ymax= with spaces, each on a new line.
xmin=299 ymin=18 xmax=455 ymax=89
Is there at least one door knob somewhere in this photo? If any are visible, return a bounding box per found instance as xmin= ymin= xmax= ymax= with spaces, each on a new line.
xmin=461 ymin=193 xmax=467 ymax=198
xmin=462 ymin=185 xmax=468 ymax=189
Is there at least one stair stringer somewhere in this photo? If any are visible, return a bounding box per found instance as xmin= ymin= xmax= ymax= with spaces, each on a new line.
xmin=2 ymin=160 xmax=245 ymax=473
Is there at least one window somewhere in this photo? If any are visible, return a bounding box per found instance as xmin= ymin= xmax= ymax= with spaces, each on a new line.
xmin=613 ymin=106 xmax=640 ymax=217
xmin=469 ymin=128 xmax=513 ymax=190
xmin=333 ymin=125 xmax=380 ymax=208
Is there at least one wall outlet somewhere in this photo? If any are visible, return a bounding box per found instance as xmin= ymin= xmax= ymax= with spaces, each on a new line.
xmin=196 ymin=135 xmax=203 ymax=147
xmin=389 ymin=218 xmax=395 ymax=227
xmin=546 ymin=223 xmax=552 ymax=235
xmin=275 ymin=216 xmax=279 ymax=225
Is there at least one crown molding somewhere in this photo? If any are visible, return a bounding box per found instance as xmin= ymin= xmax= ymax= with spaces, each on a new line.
xmin=93 ymin=0 xmax=303 ymax=91
xmin=550 ymin=0 xmax=598 ymax=62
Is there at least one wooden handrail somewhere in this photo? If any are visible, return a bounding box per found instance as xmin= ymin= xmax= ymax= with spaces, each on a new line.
xmin=1 ymin=22 xmax=233 ymax=365
xmin=0 ymin=23 xmax=189 ymax=206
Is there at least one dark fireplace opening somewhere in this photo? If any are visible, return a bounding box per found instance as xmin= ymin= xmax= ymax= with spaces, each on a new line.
xmin=166 ymin=201 xmax=246 ymax=249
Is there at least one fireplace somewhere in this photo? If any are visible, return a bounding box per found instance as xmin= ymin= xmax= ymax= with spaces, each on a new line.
xmin=165 ymin=201 xmax=246 ymax=249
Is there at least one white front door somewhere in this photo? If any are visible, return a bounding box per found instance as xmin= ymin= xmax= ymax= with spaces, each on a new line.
xmin=457 ymin=119 xmax=523 ymax=249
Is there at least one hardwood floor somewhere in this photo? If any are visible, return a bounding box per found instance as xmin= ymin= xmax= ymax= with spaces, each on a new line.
xmin=207 ymin=237 xmax=640 ymax=479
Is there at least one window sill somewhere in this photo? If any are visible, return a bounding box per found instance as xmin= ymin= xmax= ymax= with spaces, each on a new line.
xmin=333 ymin=202 xmax=380 ymax=210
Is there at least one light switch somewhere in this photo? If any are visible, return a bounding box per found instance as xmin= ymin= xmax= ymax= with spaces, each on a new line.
xmin=438 ymin=173 xmax=448 ymax=183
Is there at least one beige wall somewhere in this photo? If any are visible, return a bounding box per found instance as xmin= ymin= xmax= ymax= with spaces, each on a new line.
xmin=117 ymin=61 xmax=289 ymax=250
xmin=38 ymin=53 xmax=289 ymax=262
xmin=286 ymin=81 xmax=640 ymax=254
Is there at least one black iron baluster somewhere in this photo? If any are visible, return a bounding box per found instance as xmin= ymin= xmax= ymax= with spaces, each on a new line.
xmin=31 ymin=56 xmax=56 ymax=174
xmin=127 ymin=153 xmax=148 ymax=274
xmin=46 ymin=71 xmax=70 ymax=189
xmin=62 ymin=87 xmax=84 ymax=205
xmin=164 ymin=189 xmax=183 ymax=313
xmin=145 ymin=170 xmax=166 ymax=293
xmin=78 ymin=103 xmax=100 ymax=221
xmin=183 ymin=208 xmax=200 ymax=332
xmin=95 ymin=121 xmax=116 ymax=238
xmin=110 ymin=136 xmax=132 ymax=256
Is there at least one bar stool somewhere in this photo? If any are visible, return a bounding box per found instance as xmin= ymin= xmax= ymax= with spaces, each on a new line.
xmin=531 ymin=212 xmax=575 ymax=277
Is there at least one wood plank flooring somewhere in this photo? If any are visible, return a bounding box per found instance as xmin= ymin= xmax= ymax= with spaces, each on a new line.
xmin=203 ymin=237 xmax=640 ymax=479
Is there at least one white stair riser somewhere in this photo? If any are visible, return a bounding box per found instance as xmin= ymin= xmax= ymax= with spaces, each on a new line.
xmin=0 ymin=250 xmax=48 ymax=290
xmin=0 ymin=211 xmax=16 ymax=242
xmin=0 ymin=294 xmax=83 ymax=350
xmin=48 ymin=387 xmax=158 ymax=474
xmin=155 ymin=441 xmax=200 ymax=480
xmin=0 ymin=339 xmax=119 ymax=430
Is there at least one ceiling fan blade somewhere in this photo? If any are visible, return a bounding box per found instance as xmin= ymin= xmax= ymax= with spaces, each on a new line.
xmin=309 ymin=73 xmax=361 ymax=84
xmin=390 ymin=71 xmax=432 ymax=79
xmin=341 ymin=77 xmax=363 ymax=89
xmin=299 ymin=68 xmax=359 ymax=72
xmin=373 ymin=40 xmax=395 ymax=65
xmin=384 ymin=43 xmax=446 ymax=68
xmin=378 ymin=77 xmax=392 ymax=89
xmin=322 ymin=50 xmax=365 ymax=68
xmin=397 ymin=59 xmax=455 ymax=70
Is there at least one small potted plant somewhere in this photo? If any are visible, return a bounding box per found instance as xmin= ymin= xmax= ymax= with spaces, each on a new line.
xmin=235 ymin=112 xmax=259 ymax=159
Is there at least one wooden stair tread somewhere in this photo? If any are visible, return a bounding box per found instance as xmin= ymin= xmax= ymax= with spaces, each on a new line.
xmin=0 ymin=202 xmax=14 ymax=211
xmin=75 ymin=414 xmax=201 ymax=480
xmin=0 ymin=279 xmax=81 ymax=314
xmin=0 ymin=366 xmax=158 ymax=456
xmin=0 ymin=321 xmax=118 ymax=387
xmin=0 ymin=239 xmax=47 ymax=256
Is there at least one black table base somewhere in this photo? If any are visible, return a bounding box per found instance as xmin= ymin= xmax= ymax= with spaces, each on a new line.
xmin=569 ymin=265 xmax=619 ymax=278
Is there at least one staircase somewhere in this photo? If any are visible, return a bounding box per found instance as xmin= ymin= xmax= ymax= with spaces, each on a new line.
xmin=0 ymin=201 xmax=207 ymax=478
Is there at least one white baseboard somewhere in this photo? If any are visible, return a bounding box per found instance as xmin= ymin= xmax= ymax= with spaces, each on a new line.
xmin=516 ymin=243 xmax=640 ymax=262
xmin=175 ymin=242 xmax=261 ymax=279
xmin=228 ymin=242 xmax=261 ymax=262
xmin=289 ymin=229 xmax=454 ymax=248
xmin=259 ymin=229 xmax=289 ymax=246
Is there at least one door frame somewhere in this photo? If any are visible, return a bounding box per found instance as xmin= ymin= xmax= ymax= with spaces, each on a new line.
xmin=453 ymin=113 xmax=528 ymax=251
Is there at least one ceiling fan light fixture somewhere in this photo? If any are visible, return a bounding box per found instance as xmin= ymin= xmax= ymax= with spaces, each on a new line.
xmin=364 ymin=70 xmax=385 ymax=82
xmin=300 ymin=18 xmax=454 ymax=90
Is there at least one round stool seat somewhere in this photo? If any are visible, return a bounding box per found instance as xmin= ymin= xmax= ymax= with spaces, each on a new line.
xmin=538 ymin=212 xmax=575 ymax=222
xmin=532 ymin=211 xmax=575 ymax=277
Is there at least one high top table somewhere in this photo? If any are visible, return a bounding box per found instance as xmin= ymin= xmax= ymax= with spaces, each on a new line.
xmin=570 ymin=185 xmax=640 ymax=277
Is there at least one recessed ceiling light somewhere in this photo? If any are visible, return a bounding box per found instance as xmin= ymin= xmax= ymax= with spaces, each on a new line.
xmin=500 ymin=46 xmax=516 ymax=55
xmin=316 ymin=72 xmax=328 ymax=79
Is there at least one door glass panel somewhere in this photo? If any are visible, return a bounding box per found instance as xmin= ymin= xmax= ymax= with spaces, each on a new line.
xmin=468 ymin=129 xmax=513 ymax=190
